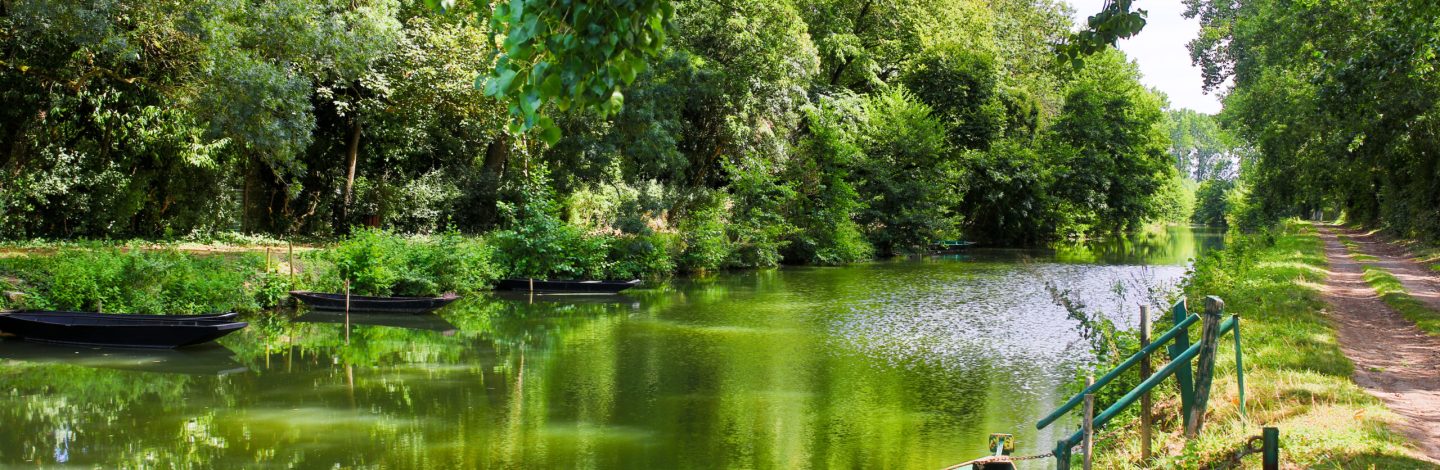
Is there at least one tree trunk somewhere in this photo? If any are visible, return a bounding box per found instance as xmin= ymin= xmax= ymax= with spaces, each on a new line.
xmin=340 ymin=118 xmax=361 ymax=234
xmin=484 ymin=134 xmax=510 ymax=175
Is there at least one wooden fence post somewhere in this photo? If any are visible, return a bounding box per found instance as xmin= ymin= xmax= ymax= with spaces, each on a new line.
xmin=1083 ymin=375 xmax=1094 ymax=470
xmin=1139 ymin=305 xmax=1153 ymax=462
xmin=1185 ymin=296 xmax=1225 ymax=438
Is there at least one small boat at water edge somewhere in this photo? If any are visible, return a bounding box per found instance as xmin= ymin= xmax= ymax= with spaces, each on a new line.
xmin=932 ymin=240 xmax=977 ymax=252
xmin=0 ymin=312 xmax=247 ymax=349
xmin=289 ymin=291 xmax=460 ymax=314
xmin=494 ymin=278 xmax=641 ymax=294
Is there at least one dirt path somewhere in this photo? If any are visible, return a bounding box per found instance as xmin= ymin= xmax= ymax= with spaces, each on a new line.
xmin=1341 ymin=228 xmax=1440 ymax=312
xmin=1317 ymin=226 xmax=1440 ymax=462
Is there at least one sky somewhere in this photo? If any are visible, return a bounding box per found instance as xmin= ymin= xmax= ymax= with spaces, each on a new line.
xmin=1065 ymin=0 xmax=1223 ymax=114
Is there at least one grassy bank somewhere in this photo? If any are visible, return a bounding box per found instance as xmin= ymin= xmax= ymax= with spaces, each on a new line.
xmin=1093 ymin=221 xmax=1431 ymax=468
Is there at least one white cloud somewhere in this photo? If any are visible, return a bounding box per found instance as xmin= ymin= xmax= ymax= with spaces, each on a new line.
xmin=1066 ymin=0 xmax=1222 ymax=114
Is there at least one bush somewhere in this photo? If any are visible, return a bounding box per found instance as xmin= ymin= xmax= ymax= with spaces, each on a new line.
xmin=783 ymin=96 xmax=874 ymax=265
xmin=604 ymin=233 xmax=679 ymax=279
xmin=309 ymin=227 xmax=498 ymax=297
xmin=677 ymin=195 xmax=733 ymax=273
xmin=0 ymin=248 xmax=265 ymax=314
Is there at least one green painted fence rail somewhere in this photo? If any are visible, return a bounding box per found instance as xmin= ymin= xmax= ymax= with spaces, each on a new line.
xmin=1037 ymin=296 xmax=1246 ymax=470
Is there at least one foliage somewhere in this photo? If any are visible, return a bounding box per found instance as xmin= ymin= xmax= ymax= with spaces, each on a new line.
xmin=488 ymin=167 xmax=605 ymax=279
xmin=722 ymin=159 xmax=796 ymax=268
xmin=479 ymin=0 xmax=673 ymax=144
xmin=782 ymin=97 xmax=873 ymax=265
xmin=853 ymin=88 xmax=961 ymax=255
xmin=1049 ymin=49 xmax=1173 ymax=233
xmin=0 ymin=249 xmax=267 ymax=314
xmin=310 ymin=227 xmax=497 ymax=296
xmin=676 ymin=195 xmax=732 ymax=272
xmin=1165 ymin=109 xmax=1241 ymax=180
xmin=959 ymin=139 xmax=1063 ymax=244
xmin=1192 ymin=179 xmax=1233 ymax=226
xmin=0 ymin=0 xmax=1200 ymax=268
xmin=1056 ymin=0 xmax=1148 ymax=67
xmin=1186 ymin=0 xmax=1440 ymax=239
xmin=902 ymin=44 xmax=1003 ymax=149
xmin=1148 ymin=172 xmax=1197 ymax=225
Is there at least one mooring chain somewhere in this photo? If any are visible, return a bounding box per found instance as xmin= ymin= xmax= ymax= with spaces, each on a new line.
xmin=1213 ymin=434 xmax=1266 ymax=469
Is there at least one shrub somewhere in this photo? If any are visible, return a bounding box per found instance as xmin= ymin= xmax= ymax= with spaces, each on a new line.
xmin=605 ymin=233 xmax=679 ymax=279
xmin=308 ymin=227 xmax=497 ymax=297
xmin=677 ymin=195 xmax=732 ymax=273
xmin=0 ymin=248 xmax=263 ymax=314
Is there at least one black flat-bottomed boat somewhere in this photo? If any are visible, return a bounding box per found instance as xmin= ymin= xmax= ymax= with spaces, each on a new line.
xmin=494 ymin=278 xmax=641 ymax=294
xmin=0 ymin=311 xmax=248 ymax=349
xmin=289 ymin=291 xmax=460 ymax=314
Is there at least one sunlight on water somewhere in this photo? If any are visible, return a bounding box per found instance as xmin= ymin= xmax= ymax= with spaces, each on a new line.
xmin=0 ymin=226 xmax=1223 ymax=469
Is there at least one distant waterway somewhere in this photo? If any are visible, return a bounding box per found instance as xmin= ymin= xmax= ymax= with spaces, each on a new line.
xmin=0 ymin=226 xmax=1224 ymax=468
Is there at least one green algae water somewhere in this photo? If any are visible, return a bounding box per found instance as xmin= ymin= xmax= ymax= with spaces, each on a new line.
xmin=0 ymin=226 xmax=1222 ymax=468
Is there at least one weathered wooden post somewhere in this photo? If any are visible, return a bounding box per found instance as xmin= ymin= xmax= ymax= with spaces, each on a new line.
xmin=1083 ymin=375 xmax=1094 ymax=470
xmin=1168 ymin=299 xmax=1196 ymax=428
xmin=1139 ymin=305 xmax=1153 ymax=462
xmin=1185 ymin=296 xmax=1225 ymax=438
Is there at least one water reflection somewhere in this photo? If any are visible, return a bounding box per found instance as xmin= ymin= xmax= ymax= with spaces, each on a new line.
xmin=0 ymin=340 xmax=248 ymax=376
xmin=0 ymin=226 xmax=1223 ymax=468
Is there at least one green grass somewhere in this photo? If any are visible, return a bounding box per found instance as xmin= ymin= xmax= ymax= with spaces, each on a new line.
xmin=1337 ymin=235 xmax=1379 ymax=261
xmin=1093 ymin=221 xmax=1433 ymax=468
xmin=1361 ymin=265 xmax=1440 ymax=336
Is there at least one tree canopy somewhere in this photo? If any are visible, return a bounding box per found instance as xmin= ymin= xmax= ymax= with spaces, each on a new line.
xmin=1 ymin=0 xmax=1187 ymax=264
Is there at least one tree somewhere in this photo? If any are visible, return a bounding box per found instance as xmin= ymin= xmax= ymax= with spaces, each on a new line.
xmin=1048 ymin=49 xmax=1172 ymax=232
xmin=853 ymin=87 xmax=960 ymax=254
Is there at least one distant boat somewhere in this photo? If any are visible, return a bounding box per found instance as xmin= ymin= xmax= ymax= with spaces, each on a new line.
xmin=494 ymin=279 xmax=641 ymax=294
xmin=0 ymin=311 xmax=247 ymax=349
xmin=932 ymin=240 xmax=977 ymax=251
xmin=289 ymin=291 xmax=460 ymax=314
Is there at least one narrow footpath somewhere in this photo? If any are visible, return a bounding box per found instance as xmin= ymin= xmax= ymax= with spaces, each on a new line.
xmin=1317 ymin=225 xmax=1440 ymax=462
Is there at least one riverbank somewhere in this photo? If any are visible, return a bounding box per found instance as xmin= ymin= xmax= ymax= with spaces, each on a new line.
xmin=1094 ymin=221 xmax=1434 ymax=467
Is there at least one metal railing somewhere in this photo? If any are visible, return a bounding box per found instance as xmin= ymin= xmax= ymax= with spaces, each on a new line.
xmin=1037 ymin=296 xmax=1246 ymax=469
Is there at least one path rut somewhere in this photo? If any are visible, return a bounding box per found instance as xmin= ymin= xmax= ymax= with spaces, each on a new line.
xmin=1317 ymin=225 xmax=1440 ymax=463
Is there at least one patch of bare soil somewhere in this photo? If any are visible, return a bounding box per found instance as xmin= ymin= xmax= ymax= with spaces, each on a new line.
xmin=1317 ymin=226 xmax=1440 ymax=463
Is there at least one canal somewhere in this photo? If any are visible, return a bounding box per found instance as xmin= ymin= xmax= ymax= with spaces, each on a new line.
xmin=0 ymin=226 xmax=1223 ymax=468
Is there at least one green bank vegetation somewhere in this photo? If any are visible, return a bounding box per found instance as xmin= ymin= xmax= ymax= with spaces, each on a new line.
xmin=1091 ymin=222 xmax=1430 ymax=467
